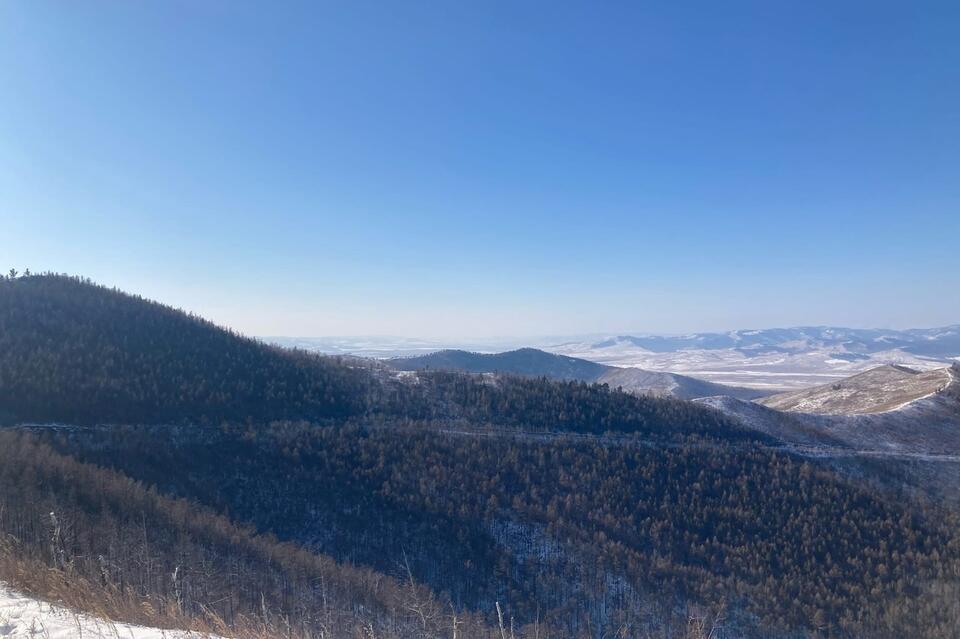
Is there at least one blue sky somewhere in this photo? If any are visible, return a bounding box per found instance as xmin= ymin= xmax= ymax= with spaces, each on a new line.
xmin=1 ymin=2 xmax=958 ymax=338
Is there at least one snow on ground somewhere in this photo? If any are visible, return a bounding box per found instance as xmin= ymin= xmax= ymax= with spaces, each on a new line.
xmin=759 ymin=366 xmax=955 ymax=415
xmin=0 ymin=584 xmax=221 ymax=639
xmin=545 ymin=343 xmax=949 ymax=390
xmin=702 ymin=367 xmax=960 ymax=456
xmin=264 ymin=328 xmax=960 ymax=391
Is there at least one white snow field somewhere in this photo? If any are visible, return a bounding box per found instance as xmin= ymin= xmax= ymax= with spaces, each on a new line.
xmin=267 ymin=326 xmax=960 ymax=391
xmin=0 ymin=584 xmax=222 ymax=639
xmin=548 ymin=341 xmax=950 ymax=390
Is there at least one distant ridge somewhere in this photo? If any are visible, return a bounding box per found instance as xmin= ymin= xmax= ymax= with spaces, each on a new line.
xmin=548 ymin=325 xmax=960 ymax=390
xmin=702 ymin=364 xmax=960 ymax=457
xmin=597 ymin=366 xmax=770 ymax=401
xmin=388 ymin=347 xmax=609 ymax=380
xmin=586 ymin=326 xmax=960 ymax=357
xmin=758 ymin=364 xmax=956 ymax=415
xmin=390 ymin=348 xmax=768 ymax=401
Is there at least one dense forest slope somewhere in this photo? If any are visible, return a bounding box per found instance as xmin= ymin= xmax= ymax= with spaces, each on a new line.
xmin=0 ymin=274 xmax=372 ymax=425
xmin=0 ymin=274 xmax=757 ymax=444
xmin=37 ymin=421 xmax=960 ymax=639
xmin=389 ymin=370 xmax=758 ymax=442
xmin=2 ymin=274 xmax=960 ymax=638
xmin=0 ymin=431 xmax=492 ymax=639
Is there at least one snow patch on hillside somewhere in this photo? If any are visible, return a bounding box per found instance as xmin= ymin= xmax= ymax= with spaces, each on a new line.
xmin=0 ymin=584 xmax=221 ymax=639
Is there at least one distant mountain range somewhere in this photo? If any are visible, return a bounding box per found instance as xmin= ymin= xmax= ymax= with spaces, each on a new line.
xmin=270 ymin=325 xmax=960 ymax=391
xmin=389 ymin=348 xmax=769 ymax=401
xmin=580 ymin=326 xmax=960 ymax=356
xmin=701 ymin=363 xmax=960 ymax=457
xmin=547 ymin=326 xmax=960 ymax=390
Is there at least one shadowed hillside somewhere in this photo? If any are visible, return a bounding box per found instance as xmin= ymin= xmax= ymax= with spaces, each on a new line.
xmin=0 ymin=431 xmax=496 ymax=639
xmin=0 ymin=274 xmax=759 ymax=444
xmin=37 ymin=420 xmax=960 ymax=639
xmin=2 ymin=274 xmax=960 ymax=638
xmin=0 ymin=274 xmax=373 ymax=425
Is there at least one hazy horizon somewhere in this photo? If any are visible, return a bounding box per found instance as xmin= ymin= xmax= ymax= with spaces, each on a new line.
xmin=261 ymin=321 xmax=960 ymax=343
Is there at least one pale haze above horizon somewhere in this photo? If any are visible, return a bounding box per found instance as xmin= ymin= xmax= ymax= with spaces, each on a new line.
xmin=2 ymin=2 xmax=958 ymax=339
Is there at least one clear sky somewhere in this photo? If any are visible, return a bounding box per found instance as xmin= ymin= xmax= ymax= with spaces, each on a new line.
xmin=1 ymin=2 xmax=958 ymax=338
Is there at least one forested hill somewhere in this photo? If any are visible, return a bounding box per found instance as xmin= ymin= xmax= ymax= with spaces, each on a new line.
xmin=0 ymin=274 xmax=373 ymax=425
xmin=388 ymin=371 xmax=759 ymax=441
xmin=390 ymin=347 xmax=610 ymax=380
xmin=389 ymin=347 xmax=768 ymax=402
xmin=0 ymin=274 xmax=757 ymax=442
xmin=0 ymin=431 xmax=489 ymax=639
xmin=3 ymin=274 xmax=960 ymax=638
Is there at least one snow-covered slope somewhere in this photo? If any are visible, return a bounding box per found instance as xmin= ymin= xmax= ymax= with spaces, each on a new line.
xmin=758 ymin=365 xmax=955 ymax=414
xmin=265 ymin=326 xmax=960 ymax=391
xmin=701 ymin=365 xmax=960 ymax=455
xmin=596 ymin=367 xmax=768 ymax=401
xmin=546 ymin=326 xmax=960 ymax=390
xmin=0 ymin=584 xmax=220 ymax=639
